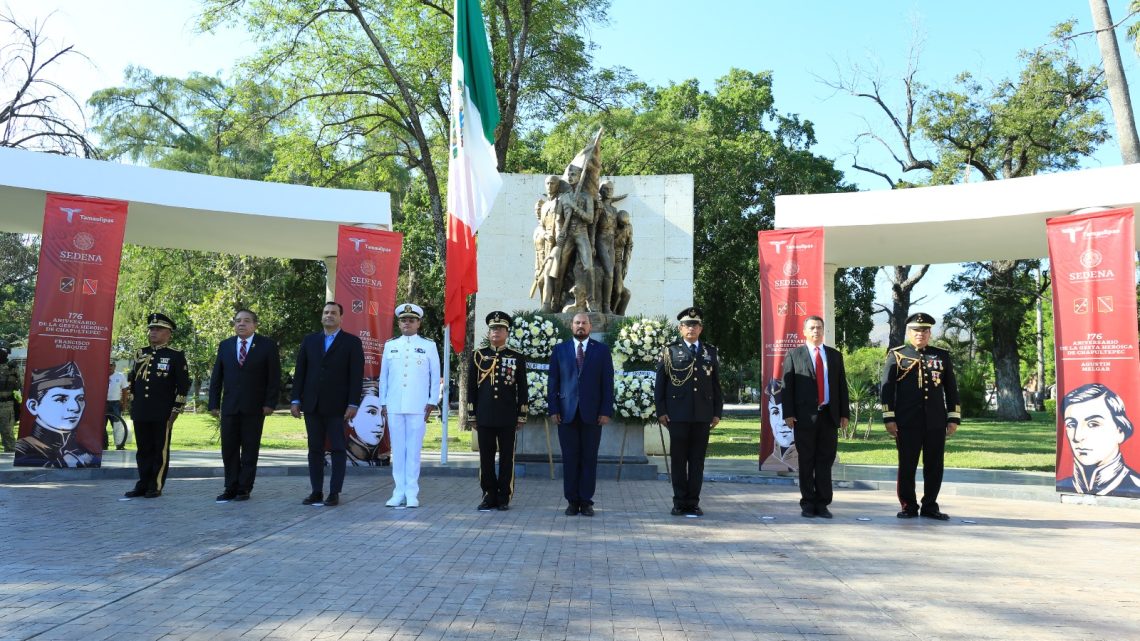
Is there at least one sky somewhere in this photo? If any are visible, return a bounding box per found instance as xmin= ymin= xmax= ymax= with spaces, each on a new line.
xmin=7 ymin=0 xmax=1140 ymax=343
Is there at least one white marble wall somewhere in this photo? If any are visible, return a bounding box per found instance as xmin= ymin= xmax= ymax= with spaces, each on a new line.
xmin=474 ymin=173 xmax=695 ymax=334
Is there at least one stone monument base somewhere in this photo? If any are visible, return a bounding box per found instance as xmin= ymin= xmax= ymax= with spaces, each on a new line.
xmin=514 ymin=417 xmax=657 ymax=480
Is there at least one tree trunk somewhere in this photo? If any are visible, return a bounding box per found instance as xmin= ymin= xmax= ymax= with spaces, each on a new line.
xmin=1089 ymin=0 xmax=1140 ymax=163
xmin=989 ymin=261 xmax=1031 ymax=420
xmin=885 ymin=265 xmax=930 ymax=347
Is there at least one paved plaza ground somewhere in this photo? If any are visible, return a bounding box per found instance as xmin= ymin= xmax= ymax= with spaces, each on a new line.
xmin=2 ymin=468 xmax=1139 ymax=641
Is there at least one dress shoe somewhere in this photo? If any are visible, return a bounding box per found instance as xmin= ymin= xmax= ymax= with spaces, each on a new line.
xmin=478 ymin=499 xmax=496 ymax=511
xmin=216 ymin=491 xmax=236 ymax=503
xmin=690 ymin=506 xmax=704 ymax=517
xmin=817 ymin=507 xmax=833 ymax=519
xmin=144 ymin=490 xmax=162 ymax=498
xmin=920 ymin=508 xmax=950 ymax=521
xmin=234 ymin=492 xmax=251 ymax=502
xmin=580 ymin=503 xmax=595 ymax=517
xmin=406 ymin=497 xmax=419 ymax=508
xmin=323 ymin=493 xmax=339 ymax=507
xmin=302 ymin=492 xmax=323 ymax=505
xmin=671 ymin=507 xmax=685 ymax=516
xmin=897 ymin=509 xmax=919 ymax=519
xmin=385 ymin=495 xmax=405 ymax=507
xmin=124 ymin=489 xmax=145 ymax=498
xmin=801 ymin=507 xmax=817 ymax=518
xmin=565 ymin=503 xmax=579 ymax=516
xmin=496 ymin=503 xmax=510 ymax=511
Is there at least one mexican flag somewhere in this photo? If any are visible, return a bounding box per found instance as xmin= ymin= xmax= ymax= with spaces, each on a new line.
xmin=444 ymin=0 xmax=502 ymax=354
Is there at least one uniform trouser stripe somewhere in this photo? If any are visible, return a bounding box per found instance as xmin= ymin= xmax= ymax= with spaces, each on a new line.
xmin=155 ymin=418 xmax=174 ymax=491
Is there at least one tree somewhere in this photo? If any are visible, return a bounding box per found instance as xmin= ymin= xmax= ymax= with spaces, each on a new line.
xmin=1088 ymin=1 xmax=1139 ymax=163
xmin=0 ymin=10 xmax=96 ymax=156
xmin=824 ymin=52 xmax=935 ymax=345
xmin=541 ymin=70 xmax=851 ymax=365
xmin=833 ymin=29 xmax=1107 ymax=420
xmin=834 ymin=267 xmax=876 ymax=349
xmin=196 ymin=0 xmax=630 ymax=423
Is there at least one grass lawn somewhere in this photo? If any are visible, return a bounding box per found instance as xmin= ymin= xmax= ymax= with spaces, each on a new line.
xmin=706 ymin=411 xmax=1058 ymax=471
xmin=150 ymin=411 xmax=1057 ymax=472
xmin=153 ymin=412 xmax=473 ymax=452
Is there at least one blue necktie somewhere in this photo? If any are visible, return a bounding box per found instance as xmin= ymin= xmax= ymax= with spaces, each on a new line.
xmin=324 ymin=334 xmax=334 ymax=353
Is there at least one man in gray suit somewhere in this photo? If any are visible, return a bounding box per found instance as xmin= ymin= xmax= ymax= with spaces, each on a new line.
xmin=781 ymin=315 xmax=849 ymax=519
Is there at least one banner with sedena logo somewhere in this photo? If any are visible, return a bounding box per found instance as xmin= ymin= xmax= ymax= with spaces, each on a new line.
xmin=335 ymin=225 xmax=403 ymax=464
xmin=16 ymin=194 xmax=128 ymax=468
xmin=1047 ymin=207 xmax=1140 ymax=498
xmin=757 ymin=228 xmax=825 ymax=472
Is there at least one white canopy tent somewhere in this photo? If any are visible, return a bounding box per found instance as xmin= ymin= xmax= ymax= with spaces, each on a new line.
xmin=774 ymin=163 xmax=1140 ymax=343
xmin=0 ymin=148 xmax=391 ymax=289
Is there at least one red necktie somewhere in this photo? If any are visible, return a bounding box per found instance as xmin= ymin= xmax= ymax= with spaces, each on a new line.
xmin=576 ymin=342 xmax=585 ymax=371
xmin=815 ymin=347 xmax=825 ymax=405
xmin=239 ymin=339 xmax=248 ymax=366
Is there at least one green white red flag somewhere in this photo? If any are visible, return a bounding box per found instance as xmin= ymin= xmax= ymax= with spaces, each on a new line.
xmin=444 ymin=0 xmax=501 ymax=354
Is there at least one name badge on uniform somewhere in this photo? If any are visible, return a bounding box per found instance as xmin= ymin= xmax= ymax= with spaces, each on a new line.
xmin=158 ymin=358 xmax=170 ymax=371
xmin=415 ymin=348 xmax=425 ymax=354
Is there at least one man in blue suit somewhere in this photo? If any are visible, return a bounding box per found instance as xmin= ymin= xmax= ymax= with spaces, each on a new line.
xmin=208 ymin=309 xmax=281 ymax=503
xmin=290 ymin=302 xmax=364 ymax=507
xmin=548 ymin=312 xmax=614 ymax=516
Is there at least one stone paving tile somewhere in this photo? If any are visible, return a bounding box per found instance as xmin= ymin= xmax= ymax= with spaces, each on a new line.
xmin=2 ymin=474 xmax=1139 ymax=641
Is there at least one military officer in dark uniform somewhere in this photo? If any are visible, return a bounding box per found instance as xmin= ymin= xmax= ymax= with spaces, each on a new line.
xmin=466 ymin=311 xmax=528 ymax=511
xmin=125 ymin=313 xmax=190 ymax=499
xmin=881 ymin=312 xmax=961 ymax=520
xmin=655 ymin=306 xmax=723 ymax=517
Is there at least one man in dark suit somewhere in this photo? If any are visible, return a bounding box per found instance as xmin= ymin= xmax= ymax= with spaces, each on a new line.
xmin=782 ymin=315 xmax=849 ymax=519
xmin=290 ymin=302 xmax=364 ymax=507
xmin=126 ymin=313 xmax=191 ymax=499
xmin=548 ymin=312 xmax=614 ymax=516
xmin=655 ymin=306 xmax=723 ymax=517
xmin=208 ymin=309 xmax=281 ymax=503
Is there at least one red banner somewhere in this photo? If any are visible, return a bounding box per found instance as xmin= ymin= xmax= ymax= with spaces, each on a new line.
xmin=335 ymin=226 xmax=403 ymax=463
xmin=15 ymin=194 xmax=128 ymax=468
xmin=757 ymin=228 xmax=825 ymax=471
xmin=1047 ymin=208 xmax=1140 ymax=498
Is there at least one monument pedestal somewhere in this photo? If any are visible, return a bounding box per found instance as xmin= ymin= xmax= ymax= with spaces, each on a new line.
xmin=515 ymin=417 xmax=657 ymax=480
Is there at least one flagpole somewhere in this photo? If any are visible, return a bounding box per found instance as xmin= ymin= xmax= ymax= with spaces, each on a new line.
xmin=441 ymin=326 xmax=451 ymax=464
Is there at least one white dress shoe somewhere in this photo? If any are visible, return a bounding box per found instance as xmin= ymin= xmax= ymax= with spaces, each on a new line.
xmin=385 ymin=495 xmax=405 ymax=507
xmin=406 ymin=496 xmax=420 ymax=508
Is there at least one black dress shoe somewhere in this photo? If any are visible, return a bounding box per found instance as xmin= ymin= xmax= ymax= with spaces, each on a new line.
xmin=690 ymin=507 xmax=704 ymax=517
xmin=302 ymin=492 xmax=323 ymax=505
xmin=144 ymin=490 xmax=162 ymax=498
xmin=234 ymin=492 xmax=251 ymax=502
xmin=817 ymin=507 xmax=833 ymax=519
xmin=671 ymin=507 xmax=684 ymax=516
xmin=496 ymin=503 xmax=510 ymax=511
xmin=801 ymin=507 xmax=817 ymax=518
xmin=920 ymin=509 xmax=950 ymax=521
xmin=323 ymin=493 xmax=339 ymax=506
xmin=897 ymin=509 xmax=919 ymax=519
xmin=580 ymin=504 xmax=595 ymax=517
xmin=565 ymin=503 xmax=579 ymax=516
xmin=124 ymin=489 xmax=145 ymax=498
xmin=216 ymin=491 xmax=237 ymax=503
xmin=478 ymin=499 xmax=496 ymax=511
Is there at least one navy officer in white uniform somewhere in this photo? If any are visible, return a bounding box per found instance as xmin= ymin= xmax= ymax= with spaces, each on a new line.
xmin=379 ymin=303 xmax=440 ymax=507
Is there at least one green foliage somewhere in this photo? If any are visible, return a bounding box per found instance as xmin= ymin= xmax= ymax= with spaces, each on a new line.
xmin=1044 ymin=398 xmax=1056 ymax=417
xmin=843 ymin=346 xmax=886 ymax=437
xmin=0 ymin=233 xmax=39 ymax=342
xmin=954 ymin=359 xmax=990 ymax=419
xmin=834 ymin=267 xmax=876 ymax=349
